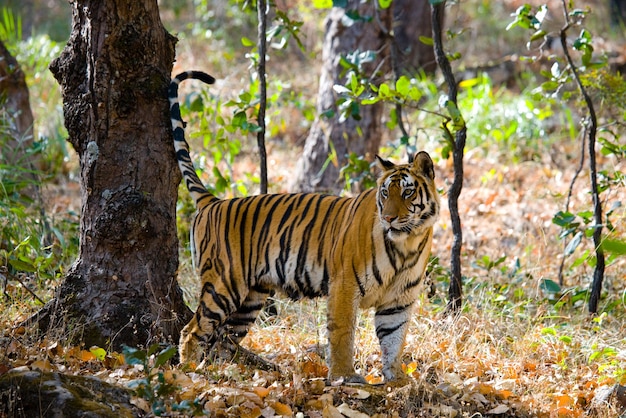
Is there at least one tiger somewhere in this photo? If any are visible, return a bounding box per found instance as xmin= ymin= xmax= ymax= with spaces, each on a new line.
xmin=169 ymin=70 xmax=440 ymax=384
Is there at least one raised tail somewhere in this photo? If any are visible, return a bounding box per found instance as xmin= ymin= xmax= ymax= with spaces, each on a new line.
xmin=169 ymin=71 xmax=217 ymax=207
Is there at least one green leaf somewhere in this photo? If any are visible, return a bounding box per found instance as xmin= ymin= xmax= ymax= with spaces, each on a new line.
xmin=559 ymin=335 xmax=572 ymax=344
xmin=541 ymin=80 xmax=559 ymax=91
xmin=564 ymin=231 xmax=583 ymax=256
xmin=395 ymin=76 xmax=410 ymax=96
xmin=361 ymin=96 xmax=380 ymax=105
xmin=123 ymin=345 xmax=147 ymax=366
xmin=147 ymin=343 xmax=163 ymax=357
xmin=90 ymin=346 xmax=107 ymax=361
xmin=232 ymin=111 xmax=247 ymax=128
xmin=313 ymin=0 xmax=333 ymax=9
xmin=418 ymin=36 xmax=434 ymax=46
xmin=8 ymin=258 xmax=36 ymax=272
xmin=241 ymin=37 xmax=255 ymax=47
xmin=378 ymin=0 xmax=392 ymax=9
xmin=601 ymin=238 xmax=626 ymax=255
xmin=552 ymin=211 xmax=576 ymax=227
xmin=540 ymin=279 xmax=561 ymax=294
xmin=445 ymin=100 xmax=465 ymax=129
xmin=408 ymin=86 xmax=422 ymax=102
xmin=529 ymin=29 xmax=546 ymax=42
xmin=154 ymin=346 xmax=177 ymax=368
xmin=378 ymin=83 xmax=391 ymax=98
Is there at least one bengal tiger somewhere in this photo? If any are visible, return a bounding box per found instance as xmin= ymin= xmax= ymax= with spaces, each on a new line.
xmin=169 ymin=71 xmax=440 ymax=384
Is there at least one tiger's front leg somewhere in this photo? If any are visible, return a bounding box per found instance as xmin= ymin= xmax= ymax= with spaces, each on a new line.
xmin=375 ymin=303 xmax=414 ymax=381
xmin=326 ymin=279 xmax=366 ymax=384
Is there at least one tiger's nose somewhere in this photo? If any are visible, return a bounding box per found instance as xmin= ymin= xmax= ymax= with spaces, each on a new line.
xmin=384 ymin=215 xmax=396 ymax=223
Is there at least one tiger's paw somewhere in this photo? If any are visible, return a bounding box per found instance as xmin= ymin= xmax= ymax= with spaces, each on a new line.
xmin=382 ymin=367 xmax=411 ymax=386
xmin=213 ymin=337 xmax=280 ymax=373
xmin=328 ymin=373 xmax=368 ymax=385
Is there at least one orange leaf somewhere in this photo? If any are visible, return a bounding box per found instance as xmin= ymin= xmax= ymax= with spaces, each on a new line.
xmin=523 ymin=360 xmax=537 ymax=372
xmin=554 ymin=406 xmax=581 ymax=418
xmin=365 ymin=374 xmax=384 ymax=385
xmin=80 ymin=350 xmax=96 ymax=362
xmin=403 ymin=361 xmax=418 ymax=375
xmin=477 ymin=382 xmax=495 ymax=396
xmin=31 ymin=359 xmax=54 ymax=372
xmin=301 ymin=360 xmax=328 ymax=378
xmin=484 ymin=191 xmax=497 ymax=206
xmin=495 ymin=389 xmax=514 ymax=400
xmin=269 ymin=401 xmax=293 ymax=416
xmin=252 ymin=386 xmax=270 ymax=399
xmin=555 ymin=394 xmax=574 ymax=407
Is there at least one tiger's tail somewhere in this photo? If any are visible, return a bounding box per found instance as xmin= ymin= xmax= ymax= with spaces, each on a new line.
xmin=169 ymin=71 xmax=216 ymax=207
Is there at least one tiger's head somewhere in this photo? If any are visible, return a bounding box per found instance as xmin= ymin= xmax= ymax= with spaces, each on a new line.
xmin=375 ymin=151 xmax=440 ymax=240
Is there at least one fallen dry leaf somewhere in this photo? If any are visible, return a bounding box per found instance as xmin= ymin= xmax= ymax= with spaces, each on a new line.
xmin=30 ymin=359 xmax=54 ymax=372
xmin=486 ymin=404 xmax=509 ymax=414
xmin=268 ymin=400 xmax=292 ymax=416
xmin=336 ymin=402 xmax=369 ymax=418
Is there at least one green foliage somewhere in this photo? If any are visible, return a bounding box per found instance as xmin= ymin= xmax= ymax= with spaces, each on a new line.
xmin=124 ymin=344 xmax=205 ymax=416
xmin=472 ymin=254 xmax=507 ymax=274
xmin=0 ymin=119 xmax=78 ymax=289
xmin=509 ymin=2 xmax=626 ymax=284
xmin=0 ymin=7 xmax=21 ymax=49
xmin=188 ymin=0 xmax=257 ymax=45
xmin=339 ymin=152 xmax=376 ymax=192
xmin=181 ymin=90 xmax=248 ymax=197
xmin=0 ymin=9 xmax=76 ymax=299
xmin=506 ymin=4 xmax=547 ymax=32
xmin=333 ymin=50 xmax=377 ymax=123
xmin=2 ymin=7 xmax=68 ymax=177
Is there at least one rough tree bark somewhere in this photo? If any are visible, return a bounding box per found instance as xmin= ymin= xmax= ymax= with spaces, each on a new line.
xmin=290 ymin=0 xmax=436 ymax=194
xmin=42 ymin=0 xmax=191 ymax=349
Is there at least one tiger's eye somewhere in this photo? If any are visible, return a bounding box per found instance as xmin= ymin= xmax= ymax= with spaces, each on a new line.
xmin=402 ymin=189 xmax=414 ymax=199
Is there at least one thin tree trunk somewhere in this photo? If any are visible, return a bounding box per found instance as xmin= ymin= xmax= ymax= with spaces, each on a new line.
xmin=557 ymin=1 xmax=605 ymax=314
xmin=41 ymin=0 xmax=191 ymax=350
xmin=431 ymin=1 xmax=464 ymax=312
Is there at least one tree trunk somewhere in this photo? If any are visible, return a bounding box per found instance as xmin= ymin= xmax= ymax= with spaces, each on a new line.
xmin=44 ymin=0 xmax=191 ymax=350
xmin=290 ymin=0 xmax=436 ymax=194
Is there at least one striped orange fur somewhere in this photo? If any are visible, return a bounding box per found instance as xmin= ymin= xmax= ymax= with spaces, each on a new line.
xmin=169 ymin=71 xmax=440 ymax=383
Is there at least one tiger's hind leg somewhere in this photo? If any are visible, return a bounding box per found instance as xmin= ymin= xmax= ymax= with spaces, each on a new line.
xmin=217 ymin=286 xmax=272 ymax=344
xmin=211 ymin=287 xmax=279 ymax=372
xmin=179 ymin=278 xmax=247 ymax=365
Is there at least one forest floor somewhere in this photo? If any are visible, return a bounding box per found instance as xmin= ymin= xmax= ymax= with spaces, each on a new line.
xmin=1 ymin=148 xmax=625 ymax=417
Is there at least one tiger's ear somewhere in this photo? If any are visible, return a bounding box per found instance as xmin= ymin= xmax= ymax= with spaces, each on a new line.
xmin=412 ymin=151 xmax=435 ymax=180
xmin=375 ymin=155 xmax=396 ymax=172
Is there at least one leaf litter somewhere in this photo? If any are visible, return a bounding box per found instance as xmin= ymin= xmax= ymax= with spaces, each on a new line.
xmin=1 ymin=152 xmax=625 ymax=417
